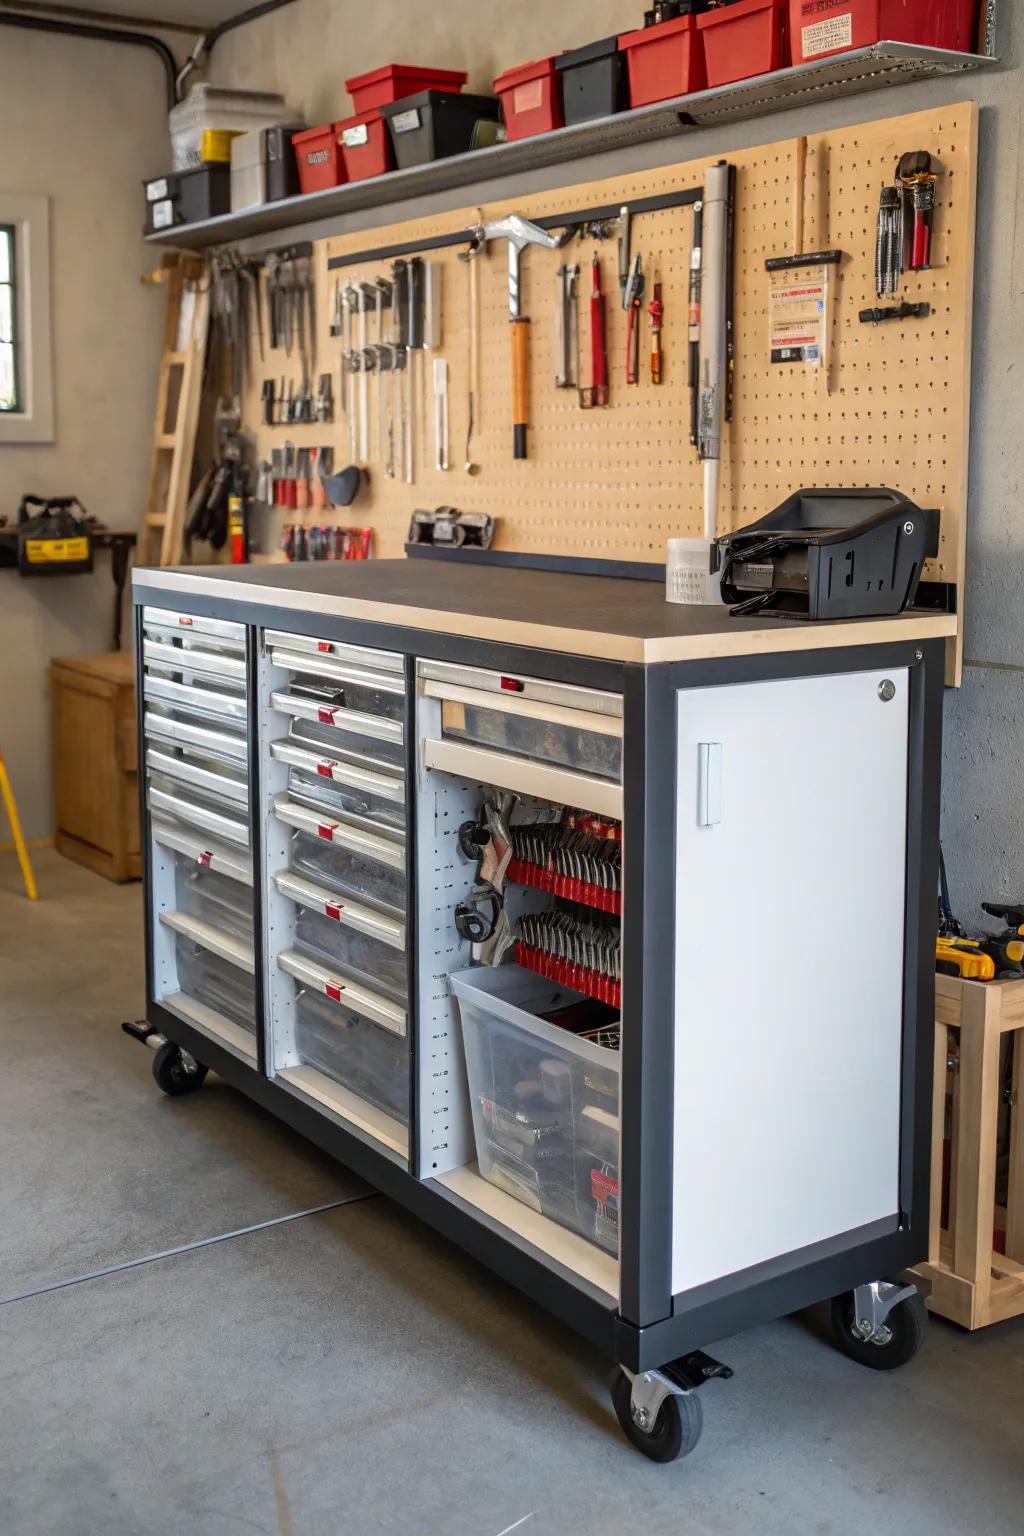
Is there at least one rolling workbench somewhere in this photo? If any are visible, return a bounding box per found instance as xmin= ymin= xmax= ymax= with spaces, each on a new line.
xmin=127 ymin=558 xmax=954 ymax=1461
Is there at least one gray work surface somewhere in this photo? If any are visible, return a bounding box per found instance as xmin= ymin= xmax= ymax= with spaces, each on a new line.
xmin=133 ymin=559 xmax=954 ymax=664
xmin=2 ymin=848 xmax=1022 ymax=1535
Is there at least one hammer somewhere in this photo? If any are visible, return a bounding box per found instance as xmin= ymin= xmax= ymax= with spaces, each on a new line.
xmin=469 ymin=213 xmax=571 ymax=460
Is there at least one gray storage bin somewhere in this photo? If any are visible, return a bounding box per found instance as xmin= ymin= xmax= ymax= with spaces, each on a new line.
xmin=294 ymin=987 xmax=409 ymax=1125
xmin=174 ymin=937 xmax=256 ymax=1033
xmin=293 ymin=904 xmax=407 ymax=1000
xmin=451 ymin=965 xmax=621 ymax=1254
xmin=289 ymin=828 xmax=406 ymax=917
xmin=440 ymin=700 xmax=621 ymax=782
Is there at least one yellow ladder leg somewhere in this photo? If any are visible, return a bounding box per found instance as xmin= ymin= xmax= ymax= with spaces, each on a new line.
xmin=0 ymin=750 xmax=38 ymax=901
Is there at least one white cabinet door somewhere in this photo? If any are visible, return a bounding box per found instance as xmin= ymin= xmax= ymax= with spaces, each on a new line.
xmin=672 ymin=667 xmax=909 ymax=1295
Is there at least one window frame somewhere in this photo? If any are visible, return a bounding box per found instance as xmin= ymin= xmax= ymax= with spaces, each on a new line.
xmin=1 ymin=221 xmax=21 ymax=414
xmin=0 ymin=194 xmax=54 ymax=444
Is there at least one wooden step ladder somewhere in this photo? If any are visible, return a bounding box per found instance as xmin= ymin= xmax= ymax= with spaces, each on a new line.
xmin=138 ymin=255 xmax=210 ymax=568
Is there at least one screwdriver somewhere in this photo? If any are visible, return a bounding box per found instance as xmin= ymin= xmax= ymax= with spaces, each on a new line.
xmin=649 ymin=268 xmax=663 ymax=384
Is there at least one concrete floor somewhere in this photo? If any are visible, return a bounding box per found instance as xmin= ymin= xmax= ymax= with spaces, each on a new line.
xmin=1 ymin=849 xmax=1022 ymax=1535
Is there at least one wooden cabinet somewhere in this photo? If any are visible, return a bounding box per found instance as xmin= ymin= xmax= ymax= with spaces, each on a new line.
xmin=51 ymin=652 xmax=140 ymax=882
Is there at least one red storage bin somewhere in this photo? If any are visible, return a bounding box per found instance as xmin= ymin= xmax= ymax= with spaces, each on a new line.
xmin=292 ymin=124 xmax=346 ymax=194
xmin=788 ymin=0 xmax=978 ymax=61
xmin=336 ymin=110 xmax=393 ymax=182
xmin=493 ymin=57 xmax=563 ymax=141
xmin=346 ymin=63 xmax=467 ymax=114
xmin=618 ymin=13 xmax=706 ymax=108
xmin=697 ymin=0 xmax=789 ymax=87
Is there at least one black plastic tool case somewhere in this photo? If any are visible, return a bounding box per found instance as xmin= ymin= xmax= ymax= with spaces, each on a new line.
xmin=556 ymin=36 xmax=628 ymax=124
xmin=266 ymin=124 xmax=305 ymax=202
xmin=144 ymin=166 xmax=231 ymax=233
xmin=713 ymin=488 xmax=940 ymax=619
xmin=379 ymin=91 xmax=501 ymax=168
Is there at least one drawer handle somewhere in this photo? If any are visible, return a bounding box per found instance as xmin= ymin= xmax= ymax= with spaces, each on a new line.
xmin=324 ymin=902 xmax=343 ymax=921
xmin=198 ymin=849 xmax=213 ymax=866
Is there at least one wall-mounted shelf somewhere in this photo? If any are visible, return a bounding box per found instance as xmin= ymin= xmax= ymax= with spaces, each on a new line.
xmin=146 ymin=42 xmax=995 ymax=252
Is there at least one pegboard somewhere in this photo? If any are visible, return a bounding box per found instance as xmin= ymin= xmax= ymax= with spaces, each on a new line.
xmin=241 ymin=101 xmax=976 ymax=672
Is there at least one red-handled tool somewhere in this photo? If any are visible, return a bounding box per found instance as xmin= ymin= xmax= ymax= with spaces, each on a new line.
xmin=897 ymin=151 xmax=938 ymax=273
xmin=581 ymin=254 xmax=608 ymax=409
xmin=649 ymin=269 xmax=663 ymax=384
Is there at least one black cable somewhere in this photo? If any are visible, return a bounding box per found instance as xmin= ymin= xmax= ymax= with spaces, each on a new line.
xmin=0 ymin=12 xmax=178 ymax=109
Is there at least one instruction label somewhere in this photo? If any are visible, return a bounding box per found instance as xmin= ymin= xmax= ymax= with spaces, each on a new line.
xmin=801 ymin=12 xmax=853 ymax=57
xmin=768 ymin=280 xmax=826 ymax=366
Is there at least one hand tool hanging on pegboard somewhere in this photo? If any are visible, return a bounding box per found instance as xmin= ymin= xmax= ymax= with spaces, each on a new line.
xmin=580 ymin=253 xmax=609 ymax=409
xmin=897 ymin=151 xmax=938 ymax=273
xmin=466 ymin=213 xmax=572 ymax=460
xmin=554 ymin=262 xmax=580 ymax=391
xmin=649 ymin=268 xmax=663 ymax=385
xmin=687 ymin=198 xmax=702 ymax=445
xmin=460 ymin=234 xmax=483 ymax=473
xmin=624 ymin=253 xmax=645 ymax=385
xmin=698 ymin=160 xmax=730 ymax=544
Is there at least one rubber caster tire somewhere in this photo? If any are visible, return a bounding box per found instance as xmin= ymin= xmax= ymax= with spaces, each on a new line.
xmin=611 ymin=1370 xmax=703 ymax=1463
xmin=830 ymin=1290 xmax=927 ymax=1370
xmin=153 ymin=1042 xmax=208 ymax=1097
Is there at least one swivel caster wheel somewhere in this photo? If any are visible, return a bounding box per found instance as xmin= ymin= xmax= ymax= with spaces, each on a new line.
xmin=830 ymin=1282 xmax=927 ymax=1370
xmin=153 ymin=1041 xmax=208 ymax=1097
xmin=611 ymin=1368 xmax=704 ymax=1463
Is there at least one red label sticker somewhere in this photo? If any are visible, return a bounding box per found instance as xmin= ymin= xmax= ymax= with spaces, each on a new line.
xmin=317 ymin=821 xmax=338 ymax=841
xmin=324 ymin=903 xmax=342 ymax=921
xmin=499 ymin=676 xmax=525 ymax=692
xmin=317 ymin=641 xmax=332 ymax=653
xmin=325 ymin=982 xmax=344 ymax=1002
xmin=592 ymin=1169 xmax=620 ymax=1202
xmin=317 ymin=706 xmax=339 ymax=724
xmin=178 ymin=616 xmax=193 ymax=626
xmin=197 ymin=850 xmax=212 ymax=866
xmin=316 ymin=759 xmax=337 ymax=778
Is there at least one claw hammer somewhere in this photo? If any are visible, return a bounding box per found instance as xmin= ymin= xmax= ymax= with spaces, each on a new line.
xmin=468 ymin=213 xmax=571 ymax=459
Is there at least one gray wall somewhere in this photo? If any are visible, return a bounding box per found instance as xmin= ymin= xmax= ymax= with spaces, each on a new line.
xmin=212 ymin=1 xmax=1022 ymax=928
xmin=0 ymin=28 xmax=170 ymax=842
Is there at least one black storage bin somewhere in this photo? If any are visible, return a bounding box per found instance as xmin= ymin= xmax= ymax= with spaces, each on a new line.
xmin=266 ymin=124 xmax=304 ymax=202
xmin=379 ymin=91 xmax=501 ymax=169
xmin=555 ymin=36 xmax=628 ymax=125
xmin=144 ymin=166 xmax=231 ymax=234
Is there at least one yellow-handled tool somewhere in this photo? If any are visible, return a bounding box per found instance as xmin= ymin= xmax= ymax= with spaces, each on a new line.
xmin=467 ymin=213 xmax=571 ymax=460
xmin=0 ymin=748 xmax=38 ymax=900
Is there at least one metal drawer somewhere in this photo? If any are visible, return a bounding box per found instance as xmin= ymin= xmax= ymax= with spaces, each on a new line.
xmin=146 ymin=747 xmax=248 ymax=807
xmin=279 ymin=949 xmax=406 ymax=1038
xmin=281 ymin=812 xmax=406 ymax=918
xmin=144 ymin=607 xmax=246 ymax=648
xmin=175 ymin=859 xmax=254 ymax=942
xmin=271 ymin=687 xmax=404 ymax=747
xmin=292 ymin=988 xmax=409 ymax=1127
xmin=151 ymin=817 xmax=252 ymax=885
xmin=270 ymin=646 xmax=405 ymax=705
xmin=264 ymin=629 xmax=402 ymax=675
xmin=270 ymin=739 xmax=405 ymax=833
xmin=144 ymin=674 xmax=247 ymax=725
xmin=144 ymin=637 xmax=247 ymax=685
xmin=144 ymin=710 xmax=248 ymax=767
xmin=418 ymin=659 xmax=622 ymax=720
xmin=276 ymin=870 xmax=407 ymax=1001
xmin=149 ymin=783 xmax=250 ymax=848
xmin=437 ymin=696 xmax=622 ymax=782
xmin=285 ymin=715 xmax=404 ymax=773
xmin=160 ymin=909 xmax=255 ymax=973
xmin=173 ymin=937 xmax=256 ymax=1034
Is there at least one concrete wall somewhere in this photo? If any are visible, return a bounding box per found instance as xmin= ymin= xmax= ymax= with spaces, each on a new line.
xmin=0 ymin=28 xmax=171 ymax=842
xmin=211 ymin=0 xmax=1023 ymax=928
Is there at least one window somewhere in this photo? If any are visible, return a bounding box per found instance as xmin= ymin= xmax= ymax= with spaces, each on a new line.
xmin=0 ymin=194 xmax=53 ymax=444
xmin=0 ymin=224 xmax=19 ymax=412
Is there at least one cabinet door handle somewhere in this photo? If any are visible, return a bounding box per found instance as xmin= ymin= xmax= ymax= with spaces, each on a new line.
xmin=697 ymin=742 xmax=722 ymax=827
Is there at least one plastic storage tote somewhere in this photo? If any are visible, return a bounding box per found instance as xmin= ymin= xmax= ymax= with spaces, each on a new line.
xmin=292 ymin=124 xmax=346 ymax=194
xmin=379 ymin=91 xmax=502 ymax=169
xmin=556 ymin=37 xmax=629 ymax=124
xmin=169 ymin=83 xmax=297 ymax=171
xmin=618 ymin=12 xmax=707 ymax=106
xmin=788 ymin=0 xmax=978 ymax=60
xmin=493 ymin=57 xmax=563 ymax=140
xmin=293 ymin=986 xmax=409 ymax=1125
xmin=697 ymin=0 xmax=789 ymax=86
xmin=346 ymin=63 xmax=467 ymax=114
xmin=336 ymin=111 xmax=394 ymax=181
xmin=451 ymin=965 xmax=621 ymax=1254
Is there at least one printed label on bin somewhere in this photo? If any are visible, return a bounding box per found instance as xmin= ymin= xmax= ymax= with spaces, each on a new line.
xmin=146 ymin=178 xmax=169 ymax=202
xmin=304 ymin=147 xmax=332 ymax=166
xmin=591 ymin=1168 xmax=620 ymax=1205
xmin=317 ymin=820 xmax=339 ymax=841
xmin=801 ymin=12 xmax=853 ymax=57
xmin=152 ymin=200 xmax=174 ymax=231
xmin=390 ymin=108 xmax=421 ymax=134
xmin=513 ymin=80 xmax=544 ymax=115
xmin=342 ymin=123 xmax=369 ymax=148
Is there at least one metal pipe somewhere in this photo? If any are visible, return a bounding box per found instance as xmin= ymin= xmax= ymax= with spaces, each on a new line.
xmin=0 ymin=11 xmax=178 ymax=109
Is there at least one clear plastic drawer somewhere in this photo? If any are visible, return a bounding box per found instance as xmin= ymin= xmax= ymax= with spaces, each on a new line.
xmin=282 ymin=714 xmax=404 ymax=772
xmin=174 ymin=937 xmax=256 ymax=1034
xmin=286 ymin=767 xmax=406 ymax=835
xmin=174 ymin=856 xmax=254 ymax=942
xmin=293 ymin=986 xmax=409 ymax=1126
xmin=292 ymin=903 xmax=407 ymax=1001
xmin=440 ymin=700 xmax=621 ymax=782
